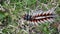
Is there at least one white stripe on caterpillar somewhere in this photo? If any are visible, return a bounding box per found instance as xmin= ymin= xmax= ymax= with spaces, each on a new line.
xmin=35 ymin=17 xmax=45 ymax=19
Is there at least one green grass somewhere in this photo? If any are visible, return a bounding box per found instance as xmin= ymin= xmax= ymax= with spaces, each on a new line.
xmin=0 ymin=0 xmax=60 ymax=34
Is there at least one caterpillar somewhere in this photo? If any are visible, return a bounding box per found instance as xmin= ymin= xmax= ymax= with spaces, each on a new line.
xmin=22 ymin=5 xmax=58 ymax=25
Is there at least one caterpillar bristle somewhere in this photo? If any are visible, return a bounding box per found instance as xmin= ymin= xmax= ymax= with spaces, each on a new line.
xmin=49 ymin=18 xmax=54 ymax=21
xmin=34 ymin=22 xmax=38 ymax=26
xmin=43 ymin=19 xmax=48 ymax=22
xmin=43 ymin=12 xmax=46 ymax=15
xmin=37 ymin=21 xmax=40 ymax=23
xmin=40 ymin=20 xmax=44 ymax=23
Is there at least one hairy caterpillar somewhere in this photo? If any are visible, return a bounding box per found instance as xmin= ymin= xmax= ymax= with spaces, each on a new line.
xmin=22 ymin=5 xmax=58 ymax=25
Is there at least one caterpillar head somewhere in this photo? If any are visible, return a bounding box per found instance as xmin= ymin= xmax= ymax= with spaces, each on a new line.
xmin=22 ymin=14 xmax=32 ymax=21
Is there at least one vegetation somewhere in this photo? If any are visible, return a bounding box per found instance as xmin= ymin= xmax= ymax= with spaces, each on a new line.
xmin=0 ymin=0 xmax=60 ymax=34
